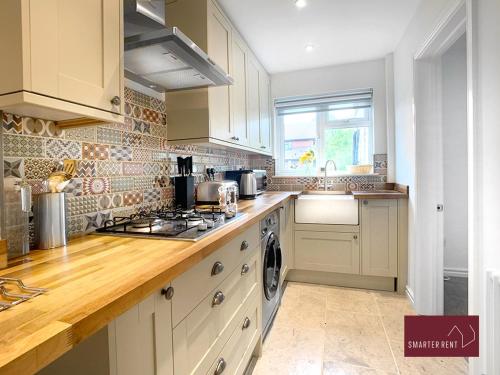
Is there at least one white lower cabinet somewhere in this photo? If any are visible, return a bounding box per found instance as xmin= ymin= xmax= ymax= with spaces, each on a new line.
xmin=279 ymin=199 xmax=294 ymax=283
xmin=294 ymin=230 xmax=360 ymax=274
xmin=108 ymin=287 xmax=174 ymax=375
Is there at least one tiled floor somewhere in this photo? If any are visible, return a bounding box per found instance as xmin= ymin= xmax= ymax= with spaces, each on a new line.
xmin=252 ymin=282 xmax=468 ymax=375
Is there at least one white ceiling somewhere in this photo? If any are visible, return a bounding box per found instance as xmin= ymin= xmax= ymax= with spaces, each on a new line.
xmin=217 ymin=0 xmax=421 ymax=74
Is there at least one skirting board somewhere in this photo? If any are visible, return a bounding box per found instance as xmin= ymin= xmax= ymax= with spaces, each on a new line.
xmin=444 ymin=267 xmax=468 ymax=278
xmin=286 ymin=269 xmax=395 ymax=292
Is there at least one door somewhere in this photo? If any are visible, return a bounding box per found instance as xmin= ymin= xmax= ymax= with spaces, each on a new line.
xmin=263 ymin=233 xmax=282 ymax=300
xmin=109 ymin=287 xmax=174 ymax=375
xmin=29 ymin=0 xmax=122 ymax=114
xmin=207 ymin=0 xmax=232 ymax=141
xmin=246 ymin=54 xmax=261 ymax=148
xmin=230 ymin=34 xmax=248 ymax=145
xmin=259 ymin=71 xmax=272 ymax=152
xmin=295 ymin=230 xmax=360 ymax=274
xmin=360 ymin=200 xmax=398 ymax=277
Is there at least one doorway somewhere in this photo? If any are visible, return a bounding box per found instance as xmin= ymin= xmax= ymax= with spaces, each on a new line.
xmin=413 ymin=2 xmax=467 ymax=315
xmin=441 ymin=33 xmax=468 ymax=315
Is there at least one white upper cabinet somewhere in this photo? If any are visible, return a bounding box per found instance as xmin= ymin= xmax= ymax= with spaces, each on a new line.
xmin=165 ymin=0 xmax=272 ymax=155
xmin=231 ymin=33 xmax=249 ymax=146
xmin=0 ymin=0 xmax=124 ymax=125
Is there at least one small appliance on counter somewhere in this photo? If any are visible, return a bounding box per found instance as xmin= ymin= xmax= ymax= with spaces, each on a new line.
xmin=174 ymin=156 xmax=195 ymax=210
xmin=196 ymin=180 xmax=239 ymax=206
xmin=35 ymin=192 xmax=68 ymax=249
xmin=225 ymin=169 xmax=268 ymax=199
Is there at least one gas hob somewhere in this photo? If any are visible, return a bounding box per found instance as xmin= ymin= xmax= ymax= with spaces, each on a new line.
xmin=95 ymin=206 xmax=246 ymax=241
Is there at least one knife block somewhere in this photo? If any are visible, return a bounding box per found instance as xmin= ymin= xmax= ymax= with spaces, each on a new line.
xmin=174 ymin=176 xmax=195 ymax=210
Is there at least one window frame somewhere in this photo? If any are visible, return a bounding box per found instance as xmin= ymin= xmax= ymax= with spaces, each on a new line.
xmin=275 ymin=93 xmax=374 ymax=176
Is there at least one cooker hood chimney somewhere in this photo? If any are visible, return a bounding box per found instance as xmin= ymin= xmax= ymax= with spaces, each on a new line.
xmin=123 ymin=0 xmax=233 ymax=92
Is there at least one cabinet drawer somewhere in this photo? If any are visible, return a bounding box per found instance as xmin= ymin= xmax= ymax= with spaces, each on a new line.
xmin=295 ymin=230 xmax=360 ymax=274
xmin=208 ymin=296 xmax=259 ymax=375
xmin=173 ymin=251 xmax=259 ymax=375
xmin=172 ymin=223 xmax=259 ymax=326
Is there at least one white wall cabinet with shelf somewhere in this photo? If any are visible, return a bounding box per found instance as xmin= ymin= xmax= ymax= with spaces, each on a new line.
xmin=0 ymin=0 xmax=124 ymax=126
xmin=165 ymin=0 xmax=272 ymax=156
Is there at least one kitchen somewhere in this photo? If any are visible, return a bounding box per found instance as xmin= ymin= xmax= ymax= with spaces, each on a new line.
xmin=0 ymin=0 xmax=498 ymax=374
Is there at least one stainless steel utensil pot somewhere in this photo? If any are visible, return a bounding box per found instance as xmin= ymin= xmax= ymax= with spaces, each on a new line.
xmin=35 ymin=193 xmax=68 ymax=249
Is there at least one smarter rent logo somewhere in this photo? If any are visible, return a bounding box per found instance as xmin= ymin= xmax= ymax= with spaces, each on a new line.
xmin=404 ymin=316 xmax=479 ymax=357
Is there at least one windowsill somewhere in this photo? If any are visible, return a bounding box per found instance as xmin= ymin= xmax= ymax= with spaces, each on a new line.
xmin=272 ymin=173 xmax=381 ymax=178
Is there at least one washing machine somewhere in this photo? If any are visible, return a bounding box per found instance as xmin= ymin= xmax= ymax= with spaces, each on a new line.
xmin=261 ymin=210 xmax=282 ymax=338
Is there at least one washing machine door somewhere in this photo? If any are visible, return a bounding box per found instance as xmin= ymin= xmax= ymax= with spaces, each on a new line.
xmin=263 ymin=232 xmax=282 ymax=300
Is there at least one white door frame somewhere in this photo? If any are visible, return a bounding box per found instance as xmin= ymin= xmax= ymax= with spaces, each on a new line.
xmin=412 ymin=1 xmax=466 ymax=315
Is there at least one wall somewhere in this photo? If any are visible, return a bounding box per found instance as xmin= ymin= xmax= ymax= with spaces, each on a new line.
xmin=392 ymin=0 xmax=462 ymax=300
xmin=271 ymin=58 xmax=388 ymax=155
xmin=1 ymin=87 xmax=252 ymax=254
xmin=441 ymin=34 xmax=467 ymax=275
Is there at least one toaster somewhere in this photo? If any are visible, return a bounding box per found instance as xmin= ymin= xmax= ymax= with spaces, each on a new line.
xmin=196 ymin=180 xmax=239 ymax=205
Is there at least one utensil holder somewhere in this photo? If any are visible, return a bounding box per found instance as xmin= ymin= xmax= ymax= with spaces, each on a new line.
xmin=35 ymin=193 xmax=68 ymax=249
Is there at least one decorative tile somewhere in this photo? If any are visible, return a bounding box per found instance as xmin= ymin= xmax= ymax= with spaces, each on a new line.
xmin=144 ymin=188 xmax=161 ymax=203
xmin=97 ymin=127 xmax=122 ymax=145
xmin=65 ymin=127 xmax=96 ymax=142
xmin=2 ymin=113 xmax=23 ymax=134
xmin=3 ymin=134 xmax=44 ymax=157
xmin=110 ymin=177 xmax=134 ymax=192
xmin=82 ymin=143 xmax=109 ymax=160
xmin=134 ymin=176 xmax=155 ymax=190
xmin=27 ymin=179 xmax=45 ymax=195
xmin=142 ymin=108 xmax=161 ymax=124
xmin=96 ymin=161 xmax=122 ymax=176
xmin=24 ymin=158 xmax=58 ymax=180
xmin=67 ymin=195 xmax=98 ymax=216
xmin=83 ymin=177 xmax=110 ymax=195
xmin=123 ymin=162 xmax=143 ymax=176
xmin=142 ymin=135 xmax=160 ymax=149
xmin=123 ymin=132 xmax=142 ymax=147
xmin=110 ymin=145 xmax=132 ymax=161
xmin=98 ymin=193 xmax=123 ymax=210
xmin=143 ymin=162 xmax=161 ymax=175
xmin=76 ymin=160 xmax=96 ymax=177
xmin=46 ymin=139 xmax=81 ymax=159
xmin=150 ymin=97 xmax=166 ymax=113
xmin=132 ymin=119 xmax=152 ymax=134
xmin=132 ymin=148 xmax=152 ymax=161
xmin=63 ymin=178 xmax=83 ymax=196
xmin=84 ymin=210 xmax=112 ymax=231
xmin=3 ymin=158 xmax=24 ymax=178
xmin=150 ymin=123 xmax=167 ymax=138
xmin=151 ymin=150 xmax=169 ymax=161
xmin=24 ymin=118 xmax=64 ymax=138
xmin=68 ymin=216 xmax=85 ymax=234
xmin=123 ymin=191 xmax=143 ymax=206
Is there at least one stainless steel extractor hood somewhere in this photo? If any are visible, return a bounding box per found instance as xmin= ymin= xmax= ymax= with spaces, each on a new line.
xmin=123 ymin=0 xmax=233 ymax=92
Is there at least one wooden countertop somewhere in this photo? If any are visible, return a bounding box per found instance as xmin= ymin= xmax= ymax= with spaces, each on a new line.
xmin=0 ymin=192 xmax=297 ymax=375
xmin=351 ymin=190 xmax=408 ymax=199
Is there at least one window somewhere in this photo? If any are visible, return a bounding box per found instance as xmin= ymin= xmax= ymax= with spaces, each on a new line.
xmin=275 ymin=90 xmax=373 ymax=175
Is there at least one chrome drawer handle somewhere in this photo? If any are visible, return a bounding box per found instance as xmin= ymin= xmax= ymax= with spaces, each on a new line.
xmin=214 ymin=358 xmax=226 ymax=375
xmin=212 ymin=291 xmax=225 ymax=307
xmin=161 ymin=286 xmax=174 ymax=300
xmin=240 ymin=240 xmax=249 ymax=251
xmin=242 ymin=317 xmax=251 ymax=330
xmin=241 ymin=264 xmax=250 ymax=275
xmin=211 ymin=261 xmax=224 ymax=276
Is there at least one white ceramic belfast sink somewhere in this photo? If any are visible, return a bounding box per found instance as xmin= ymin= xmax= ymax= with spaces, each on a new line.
xmin=295 ymin=191 xmax=359 ymax=225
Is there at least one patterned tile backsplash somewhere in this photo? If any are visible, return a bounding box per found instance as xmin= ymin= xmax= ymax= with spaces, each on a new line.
xmin=1 ymin=86 xmax=390 ymax=252
xmin=1 ymin=87 xmax=253 ymax=246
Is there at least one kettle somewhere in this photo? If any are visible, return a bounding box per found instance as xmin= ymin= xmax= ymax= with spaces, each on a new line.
xmin=239 ymin=171 xmax=258 ymax=199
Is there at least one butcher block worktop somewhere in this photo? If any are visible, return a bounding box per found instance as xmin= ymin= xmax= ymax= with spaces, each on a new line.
xmin=0 ymin=192 xmax=297 ymax=375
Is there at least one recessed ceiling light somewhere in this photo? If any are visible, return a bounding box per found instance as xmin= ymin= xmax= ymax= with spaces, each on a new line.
xmin=305 ymin=44 xmax=315 ymax=52
xmin=295 ymin=0 xmax=307 ymax=8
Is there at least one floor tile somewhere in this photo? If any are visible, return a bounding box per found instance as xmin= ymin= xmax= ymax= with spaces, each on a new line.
xmin=390 ymin=340 xmax=468 ymax=375
xmin=323 ymin=361 xmax=395 ymax=375
xmin=325 ymin=287 xmax=379 ymax=315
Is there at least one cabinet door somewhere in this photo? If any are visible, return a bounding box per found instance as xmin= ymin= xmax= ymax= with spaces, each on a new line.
xmin=279 ymin=200 xmax=294 ymax=281
xmin=109 ymin=288 xmax=174 ymax=375
xmin=230 ymin=34 xmax=248 ymax=145
xmin=29 ymin=0 xmax=122 ymax=114
xmin=246 ymin=55 xmax=261 ymax=148
xmin=294 ymin=230 xmax=360 ymax=274
xmin=259 ymin=71 xmax=272 ymax=153
xmin=207 ymin=0 xmax=232 ymax=141
xmin=360 ymin=200 xmax=398 ymax=277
